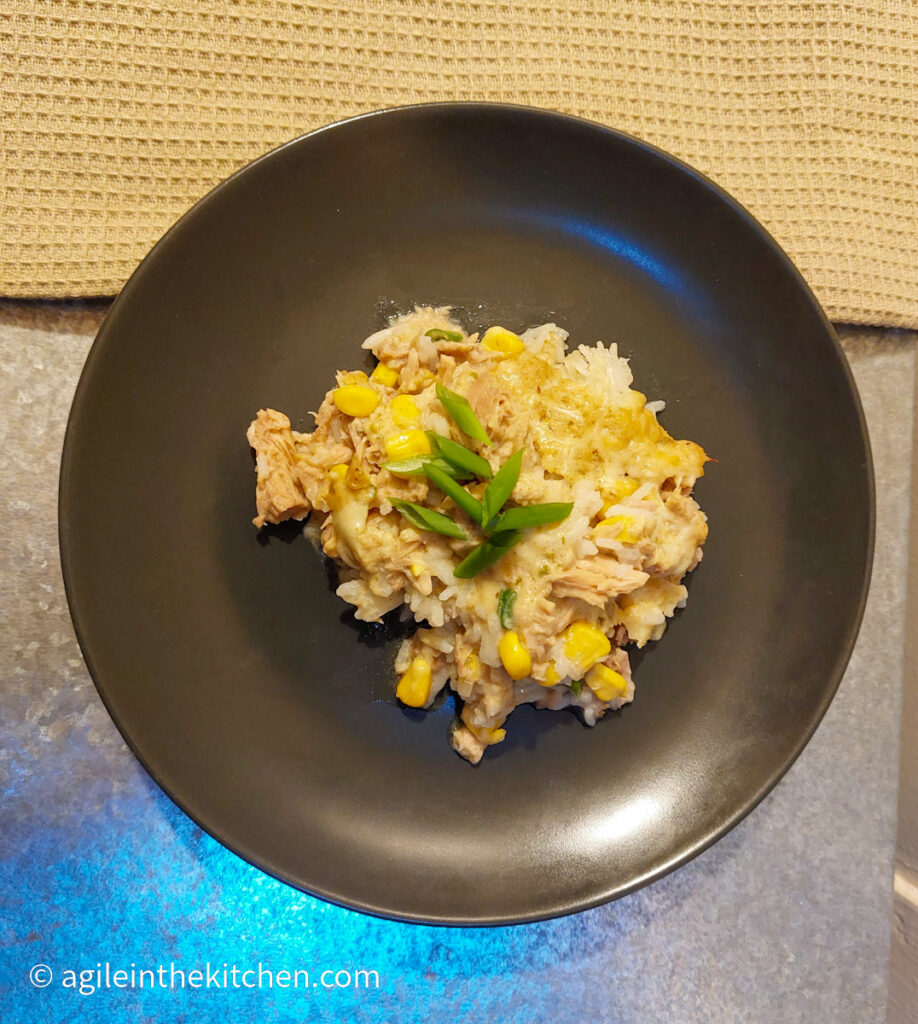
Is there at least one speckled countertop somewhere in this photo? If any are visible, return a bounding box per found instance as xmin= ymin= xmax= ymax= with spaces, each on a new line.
xmin=1 ymin=303 xmax=914 ymax=1024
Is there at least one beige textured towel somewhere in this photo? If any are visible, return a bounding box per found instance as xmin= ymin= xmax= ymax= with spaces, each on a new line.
xmin=2 ymin=1 xmax=916 ymax=326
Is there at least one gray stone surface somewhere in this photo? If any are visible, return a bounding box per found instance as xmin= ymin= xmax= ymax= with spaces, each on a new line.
xmin=0 ymin=306 xmax=912 ymax=1023
xmin=890 ymin=343 xmax=918 ymax=1024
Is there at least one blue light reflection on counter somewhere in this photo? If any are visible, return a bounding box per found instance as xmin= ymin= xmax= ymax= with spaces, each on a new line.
xmin=1 ymin=747 xmax=637 ymax=1024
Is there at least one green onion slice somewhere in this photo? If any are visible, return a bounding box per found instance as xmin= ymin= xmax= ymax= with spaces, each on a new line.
xmin=391 ymin=499 xmax=467 ymax=540
xmin=423 ymin=462 xmax=483 ymax=524
xmin=453 ymin=530 xmax=523 ymax=578
xmin=425 ymin=328 xmax=463 ymax=342
xmin=481 ymin=449 xmax=523 ymax=528
xmin=490 ymin=501 xmax=574 ymax=533
xmin=384 ymin=455 xmax=470 ymax=480
xmin=435 ymin=382 xmax=492 ymax=446
xmin=497 ymin=588 xmax=517 ymax=629
xmin=427 ymin=432 xmax=493 ymax=479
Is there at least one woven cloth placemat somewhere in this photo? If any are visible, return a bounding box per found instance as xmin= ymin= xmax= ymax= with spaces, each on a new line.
xmin=2 ymin=1 xmax=916 ymax=326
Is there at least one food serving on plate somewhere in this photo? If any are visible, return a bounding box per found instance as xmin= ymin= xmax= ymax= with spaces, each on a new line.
xmin=247 ymin=307 xmax=709 ymax=763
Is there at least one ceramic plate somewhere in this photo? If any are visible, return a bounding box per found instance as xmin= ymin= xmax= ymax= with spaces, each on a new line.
xmin=60 ymin=104 xmax=873 ymax=924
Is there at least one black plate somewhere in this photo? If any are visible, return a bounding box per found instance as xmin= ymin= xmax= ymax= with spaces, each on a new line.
xmin=60 ymin=104 xmax=873 ymax=925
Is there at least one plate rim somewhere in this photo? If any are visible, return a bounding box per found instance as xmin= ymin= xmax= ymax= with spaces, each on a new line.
xmin=58 ymin=101 xmax=877 ymax=926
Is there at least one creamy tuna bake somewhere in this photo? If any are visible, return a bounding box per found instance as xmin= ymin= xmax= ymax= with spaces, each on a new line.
xmin=248 ymin=308 xmax=708 ymax=763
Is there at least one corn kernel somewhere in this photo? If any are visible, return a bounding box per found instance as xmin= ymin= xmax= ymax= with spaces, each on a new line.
xmin=595 ymin=514 xmax=642 ymax=544
xmin=563 ymin=621 xmax=612 ymax=673
xmin=390 ymin=394 xmax=421 ymax=425
xmin=481 ymin=326 xmax=525 ymax=356
xmin=328 ymin=463 xmax=349 ymax=480
xmin=468 ymin=721 xmax=507 ymax=745
xmin=463 ymin=652 xmax=481 ymax=680
xmin=396 ymin=657 xmax=432 ymax=707
xmin=540 ymin=662 xmax=561 ymax=687
xmin=370 ymin=362 xmax=399 ymax=387
xmin=333 ymin=385 xmax=379 ymax=417
xmin=605 ymin=477 xmax=641 ymax=505
xmin=410 ymin=562 xmax=424 ymax=578
xmin=585 ymin=663 xmax=629 ymax=702
xmin=385 ymin=429 xmax=431 ymax=460
xmin=498 ymin=631 xmax=532 ymax=680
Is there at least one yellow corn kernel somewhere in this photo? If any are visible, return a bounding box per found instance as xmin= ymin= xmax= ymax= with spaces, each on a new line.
xmin=396 ymin=657 xmax=432 ymax=707
xmin=563 ymin=621 xmax=612 ymax=673
xmin=605 ymin=477 xmax=641 ymax=505
xmin=463 ymin=652 xmax=481 ymax=680
xmin=328 ymin=463 xmax=349 ymax=480
xmin=370 ymin=362 xmax=399 ymax=387
xmin=410 ymin=562 xmax=424 ymax=578
xmin=585 ymin=663 xmax=629 ymax=702
xmin=468 ymin=721 xmax=506 ymax=745
xmin=540 ymin=662 xmax=561 ymax=687
xmin=333 ymin=385 xmax=379 ymax=417
xmin=596 ymin=514 xmax=641 ymax=544
xmin=481 ymin=326 xmax=525 ymax=356
xmin=385 ymin=429 xmax=431 ymax=460
xmin=390 ymin=394 xmax=421 ymax=425
xmin=498 ymin=631 xmax=532 ymax=680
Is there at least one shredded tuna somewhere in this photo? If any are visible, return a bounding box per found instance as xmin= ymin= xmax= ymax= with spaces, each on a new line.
xmin=466 ymin=374 xmax=511 ymax=437
xmin=552 ymin=557 xmax=649 ymax=607
xmin=450 ymin=725 xmax=486 ymax=765
xmin=247 ymin=409 xmax=313 ymax=527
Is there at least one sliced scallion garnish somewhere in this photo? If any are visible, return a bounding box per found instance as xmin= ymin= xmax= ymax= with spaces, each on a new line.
xmin=497 ymin=588 xmax=517 ymax=629
xmin=427 ymin=432 xmax=493 ymax=480
xmin=384 ymin=455 xmax=471 ymax=480
xmin=481 ymin=449 xmax=523 ymax=528
xmin=490 ymin=501 xmax=574 ymax=533
xmin=423 ymin=462 xmax=483 ymax=524
xmin=425 ymin=328 xmax=463 ymax=342
xmin=453 ymin=530 xmax=523 ymax=578
xmin=435 ymin=382 xmax=492 ymax=447
xmin=391 ymin=499 xmax=467 ymax=540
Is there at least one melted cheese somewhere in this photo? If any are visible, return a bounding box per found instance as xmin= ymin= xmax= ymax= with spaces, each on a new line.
xmin=488 ymin=353 xmax=705 ymax=486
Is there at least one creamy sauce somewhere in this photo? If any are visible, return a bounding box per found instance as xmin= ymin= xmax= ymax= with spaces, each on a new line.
xmin=328 ymin=478 xmax=370 ymax=566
